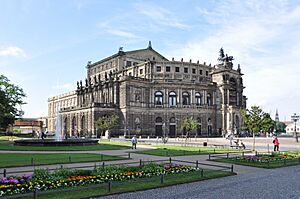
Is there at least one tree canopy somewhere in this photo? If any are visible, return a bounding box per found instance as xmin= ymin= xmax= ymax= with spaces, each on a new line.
xmin=181 ymin=117 xmax=198 ymax=138
xmin=241 ymin=106 xmax=276 ymax=134
xmin=0 ymin=75 xmax=26 ymax=130
xmin=95 ymin=114 xmax=119 ymax=138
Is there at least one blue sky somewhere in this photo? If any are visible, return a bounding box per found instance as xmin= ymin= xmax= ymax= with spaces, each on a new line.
xmin=1 ymin=0 xmax=300 ymax=121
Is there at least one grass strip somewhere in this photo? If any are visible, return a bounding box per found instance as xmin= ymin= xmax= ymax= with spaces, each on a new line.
xmin=0 ymin=153 xmax=126 ymax=168
xmin=211 ymin=157 xmax=300 ymax=169
xmin=136 ymin=145 xmax=249 ymax=156
xmin=0 ymin=140 xmax=130 ymax=151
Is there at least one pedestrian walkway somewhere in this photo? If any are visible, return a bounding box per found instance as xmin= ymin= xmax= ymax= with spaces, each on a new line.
xmin=99 ymin=165 xmax=300 ymax=199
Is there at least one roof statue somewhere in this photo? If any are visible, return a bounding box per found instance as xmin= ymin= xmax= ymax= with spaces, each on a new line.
xmin=148 ymin=41 xmax=152 ymax=49
xmin=218 ymin=48 xmax=234 ymax=64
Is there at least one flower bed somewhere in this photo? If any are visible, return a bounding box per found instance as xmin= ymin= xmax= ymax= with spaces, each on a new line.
xmin=0 ymin=163 xmax=198 ymax=197
xmin=236 ymin=152 xmax=300 ymax=163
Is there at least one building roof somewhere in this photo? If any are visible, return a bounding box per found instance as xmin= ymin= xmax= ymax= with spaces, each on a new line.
xmin=87 ymin=42 xmax=168 ymax=68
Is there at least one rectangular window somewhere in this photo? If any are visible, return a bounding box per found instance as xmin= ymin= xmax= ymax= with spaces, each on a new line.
xmin=126 ymin=61 xmax=131 ymax=67
xmin=192 ymin=68 xmax=196 ymax=74
xmin=166 ymin=66 xmax=171 ymax=72
xmin=140 ymin=69 xmax=143 ymax=74
xmin=175 ymin=67 xmax=180 ymax=72
xmin=206 ymin=71 xmax=209 ymax=76
xmin=184 ymin=67 xmax=188 ymax=73
xmin=199 ymin=70 xmax=203 ymax=75
xmin=156 ymin=66 xmax=161 ymax=72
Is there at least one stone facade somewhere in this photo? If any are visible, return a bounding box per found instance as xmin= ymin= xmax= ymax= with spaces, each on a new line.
xmin=47 ymin=42 xmax=246 ymax=138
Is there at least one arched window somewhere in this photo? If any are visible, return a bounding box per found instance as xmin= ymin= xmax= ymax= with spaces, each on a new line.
xmin=81 ymin=115 xmax=85 ymax=133
xmin=207 ymin=93 xmax=212 ymax=106
xmin=169 ymin=91 xmax=177 ymax=107
xmin=195 ymin=92 xmax=202 ymax=106
xmin=155 ymin=117 xmax=163 ymax=123
xmin=155 ymin=91 xmax=163 ymax=105
xmin=155 ymin=117 xmax=163 ymax=136
xmin=207 ymin=118 xmax=212 ymax=136
xmin=182 ymin=91 xmax=190 ymax=105
xmin=229 ymin=78 xmax=237 ymax=105
xmin=197 ymin=117 xmax=202 ymax=137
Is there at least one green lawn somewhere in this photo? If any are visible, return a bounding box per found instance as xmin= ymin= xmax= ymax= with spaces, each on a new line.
xmin=16 ymin=169 xmax=234 ymax=199
xmin=211 ymin=157 xmax=300 ymax=169
xmin=0 ymin=153 xmax=126 ymax=168
xmin=0 ymin=140 xmax=130 ymax=151
xmin=136 ymin=145 xmax=247 ymax=156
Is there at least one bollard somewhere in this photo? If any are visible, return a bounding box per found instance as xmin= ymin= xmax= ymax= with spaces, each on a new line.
xmin=196 ymin=160 xmax=198 ymax=169
xmin=231 ymin=165 xmax=234 ymax=173
xmin=169 ymin=157 xmax=172 ymax=164
xmin=128 ymin=152 xmax=131 ymax=159
xmin=108 ymin=180 xmax=112 ymax=192
xmin=208 ymin=154 xmax=211 ymax=160
xmin=31 ymin=158 xmax=34 ymax=166
xmin=60 ymin=165 xmax=63 ymax=169
xmin=199 ymin=149 xmax=201 ymax=154
xmin=214 ymin=148 xmax=216 ymax=153
xmin=33 ymin=186 xmax=40 ymax=199
xmin=94 ymin=163 xmax=97 ymax=170
xmin=160 ymin=173 xmax=164 ymax=184
xmin=34 ymin=189 xmax=38 ymax=199
xmin=140 ymin=159 xmax=142 ymax=166
xmin=242 ymin=151 xmax=244 ymax=157
xmin=69 ymin=156 xmax=71 ymax=163
xmin=267 ymin=160 xmax=270 ymax=168
xmin=201 ymin=169 xmax=204 ymax=177
xmin=102 ymin=162 xmax=105 ymax=169
xmin=226 ymin=153 xmax=229 ymax=159
xmin=3 ymin=169 xmax=6 ymax=177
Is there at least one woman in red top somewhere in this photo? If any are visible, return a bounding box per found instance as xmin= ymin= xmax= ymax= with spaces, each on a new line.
xmin=273 ymin=136 xmax=279 ymax=151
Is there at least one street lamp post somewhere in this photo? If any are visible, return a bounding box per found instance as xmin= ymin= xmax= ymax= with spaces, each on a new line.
xmin=291 ymin=113 xmax=299 ymax=142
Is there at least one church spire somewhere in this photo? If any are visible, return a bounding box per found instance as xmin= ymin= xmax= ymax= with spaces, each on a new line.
xmin=275 ymin=109 xmax=279 ymax=123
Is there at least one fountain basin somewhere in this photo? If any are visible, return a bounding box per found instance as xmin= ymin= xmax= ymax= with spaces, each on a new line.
xmin=14 ymin=139 xmax=99 ymax=146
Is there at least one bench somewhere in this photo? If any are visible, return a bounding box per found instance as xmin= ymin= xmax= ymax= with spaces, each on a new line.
xmin=230 ymin=145 xmax=246 ymax=149
xmin=212 ymin=144 xmax=227 ymax=148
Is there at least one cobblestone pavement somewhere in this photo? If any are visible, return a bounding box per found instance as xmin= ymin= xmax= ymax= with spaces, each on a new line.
xmin=99 ymin=165 xmax=300 ymax=199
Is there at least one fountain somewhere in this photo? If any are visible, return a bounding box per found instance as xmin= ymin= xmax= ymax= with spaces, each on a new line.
xmin=55 ymin=110 xmax=62 ymax=141
xmin=14 ymin=106 xmax=99 ymax=146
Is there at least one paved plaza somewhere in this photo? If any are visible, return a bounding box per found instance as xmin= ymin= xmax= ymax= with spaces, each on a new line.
xmin=0 ymin=137 xmax=299 ymax=198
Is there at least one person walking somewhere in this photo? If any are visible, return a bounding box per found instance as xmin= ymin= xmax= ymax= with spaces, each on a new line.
xmin=273 ymin=136 xmax=279 ymax=151
xmin=131 ymin=135 xmax=137 ymax=149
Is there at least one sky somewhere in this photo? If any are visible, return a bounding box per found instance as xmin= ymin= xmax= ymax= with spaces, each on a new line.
xmin=1 ymin=0 xmax=300 ymax=121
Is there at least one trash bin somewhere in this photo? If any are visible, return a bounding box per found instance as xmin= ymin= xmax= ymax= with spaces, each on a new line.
xmin=203 ymin=142 xmax=207 ymax=146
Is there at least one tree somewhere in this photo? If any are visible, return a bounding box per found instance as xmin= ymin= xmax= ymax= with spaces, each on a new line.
xmin=181 ymin=117 xmax=198 ymax=145
xmin=276 ymin=122 xmax=286 ymax=133
xmin=0 ymin=75 xmax=26 ymax=130
xmin=241 ymin=106 xmax=275 ymax=150
xmin=261 ymin=113 xmax=276 ymax=133
xmin=217 ymin=48 xmax=225 ymax=63
xmin=95 ymin=115 xmax=119 ymax=138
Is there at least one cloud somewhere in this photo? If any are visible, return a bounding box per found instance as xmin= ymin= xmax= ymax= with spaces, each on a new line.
xmin=52 ymin=82 xmax=74 ymax=91
xmin=168 ymin=0 xmax=300 ymax=119
xmin=134 ymin=2 xmax=189 ymax=29
xmin=106 ymin=29 xmax=140 ymax=39
xmin=0 ymin=46 xmax=27 ymax=57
